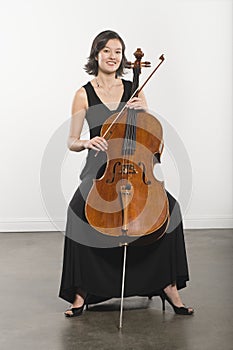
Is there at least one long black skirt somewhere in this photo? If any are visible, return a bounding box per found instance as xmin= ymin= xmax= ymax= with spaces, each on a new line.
xmin=58 ymin=180 xmax=190 ymax=305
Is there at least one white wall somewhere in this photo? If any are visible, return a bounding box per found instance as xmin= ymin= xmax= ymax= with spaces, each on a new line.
xmin=0 ymin=0 xmax=232 ymax=231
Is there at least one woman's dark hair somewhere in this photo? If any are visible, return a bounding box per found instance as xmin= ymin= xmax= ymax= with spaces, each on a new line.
xmin=84 ymin=30 xmax=127 ymax=77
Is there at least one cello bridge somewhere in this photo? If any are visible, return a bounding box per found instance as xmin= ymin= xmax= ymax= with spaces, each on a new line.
xmin=120 ymin=164 xmax=138 ymax=175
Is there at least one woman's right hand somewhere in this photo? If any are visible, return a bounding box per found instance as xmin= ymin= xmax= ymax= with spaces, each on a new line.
xmin=83 ymin=137 xmax=108 ymax=152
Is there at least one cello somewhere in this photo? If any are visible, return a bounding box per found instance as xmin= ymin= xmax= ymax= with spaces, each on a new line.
xmin=85 ymin=49 xmax=169 ymax=242
xmin=85 ymin=49 xmax=170 ymax=328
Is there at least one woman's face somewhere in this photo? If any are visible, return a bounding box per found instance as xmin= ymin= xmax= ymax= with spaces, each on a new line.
xmin=96 ymin=39 xmax=123 ymax=75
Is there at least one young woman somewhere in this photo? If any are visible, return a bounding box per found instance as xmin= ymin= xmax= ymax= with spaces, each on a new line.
xmin=59 ymin=30 xmax=194 ymax=317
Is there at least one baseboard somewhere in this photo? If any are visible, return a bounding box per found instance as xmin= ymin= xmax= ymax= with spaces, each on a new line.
xmin=0 ymin=218 xmax=65 ymax=232
xmin=0 ymin=216 xmax=232 ymax=232
xmin=184 ymin=215 xmax=233 ymax=229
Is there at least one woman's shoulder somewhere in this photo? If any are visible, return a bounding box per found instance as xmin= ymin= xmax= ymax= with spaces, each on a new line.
xmin=73 ymin=86 xmax=88 ymax=100
xmin=122 ymin=78 xmax=132 ymax=87
xmin=121 ymin=79 xmax=133 ymax=99
xmin=82 ymin=80 xmax=92 ymax=89
xmin=72 ymin=86 xmax=89 ymax=112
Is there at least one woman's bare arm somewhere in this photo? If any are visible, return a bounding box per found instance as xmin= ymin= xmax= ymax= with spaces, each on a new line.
xmin=68 ymin=87 xmax=108 ymax=152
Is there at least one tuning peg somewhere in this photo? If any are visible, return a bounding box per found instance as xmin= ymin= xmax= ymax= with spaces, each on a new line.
xmin=141 ymin=61 xmax=151 ymax=67
xmin=125 ymin=61 xmax=134 ymax=68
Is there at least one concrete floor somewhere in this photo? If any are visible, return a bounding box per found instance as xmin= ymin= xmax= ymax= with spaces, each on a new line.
xmin=0 ymin=229 xmax=232 ymax=350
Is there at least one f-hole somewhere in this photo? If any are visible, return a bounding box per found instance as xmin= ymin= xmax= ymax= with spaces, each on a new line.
xmin=138 ymin=161 xmax=151 ymax=185
xmin=106 ymin=161 xmax=121 ymax=183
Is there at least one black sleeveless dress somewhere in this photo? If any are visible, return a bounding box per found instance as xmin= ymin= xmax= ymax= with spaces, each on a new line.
xmin=58 ymin=79 xmax=190 ymax=305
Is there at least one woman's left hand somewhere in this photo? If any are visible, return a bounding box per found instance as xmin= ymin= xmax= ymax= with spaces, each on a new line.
xmin=126 ymin=96 xmax=147 ymax=110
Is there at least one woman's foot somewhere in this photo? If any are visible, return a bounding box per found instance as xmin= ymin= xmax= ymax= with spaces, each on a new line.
xmin=64 ymin=294 xmax=85 ymax=317
xmin=163 ymin=284 xmax=194 ymax=314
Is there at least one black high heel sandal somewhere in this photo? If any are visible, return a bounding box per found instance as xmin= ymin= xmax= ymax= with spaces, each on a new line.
xmin=64 ymin=303 xmax=88 ymax=318
xmin=160 ymin=291 xmax=194 ymax=315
